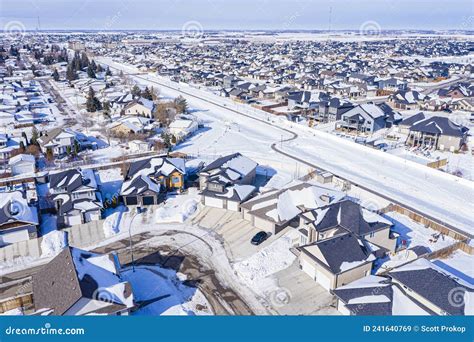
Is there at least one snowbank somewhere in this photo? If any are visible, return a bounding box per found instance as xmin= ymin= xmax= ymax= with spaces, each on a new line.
xmin=40 ymin=230 xmax=67 ymax=257
xmin=233 ymin=230 xmax=299 ymax=293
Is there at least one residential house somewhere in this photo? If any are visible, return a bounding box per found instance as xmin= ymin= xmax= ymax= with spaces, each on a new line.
xmin=339 ymin=103 xmax=401 ymax=134
xmin=388 ymin=90 xmax=427 ymax=110
xmin=297 ymin=233 xmax=375 ymax=291
xmin=9 ymin=154 xmax=36 ymax=176
xmin=241 ymin=183 xmax=344 ymax=235
xmin=332 ymin=275 xmax=431 ymax=315
xmin=389 ymin=258 xmax=473 ymax=316
xmin=298 ymin=199 xmax=397 ymax=253
xmin=33 ymin=247 xmax=134 ymax=315
xmin=406 ymin=116 xmax=469 ymax=151
xmin=120 ymin=157 xmax=186 ymax=206
xmin=49 ymin=169 xmax=103 ymax=227
xmin=168 ymin=116 xmax=199 ymax=142
xmin=199 ymin=153 xmax=257 ymax=211
xmin=37 ymin=128 xmax=78 ymax=157
xmin=0 ymin=190 xmax=39 ymax=246
xmin=123 ymin=98 xmax=155 ymax=117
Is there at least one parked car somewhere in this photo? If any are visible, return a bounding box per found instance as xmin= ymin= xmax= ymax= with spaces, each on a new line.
xmin=251 ymin=231 xmax=268 ymax=245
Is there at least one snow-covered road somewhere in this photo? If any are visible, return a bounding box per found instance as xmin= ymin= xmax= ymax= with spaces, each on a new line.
xmin=98 ymin=58 xmax=474 ymax=236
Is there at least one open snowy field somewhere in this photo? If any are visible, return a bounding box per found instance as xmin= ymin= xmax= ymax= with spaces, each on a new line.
xmin=98 ymin=58 xmax=474 ymax=237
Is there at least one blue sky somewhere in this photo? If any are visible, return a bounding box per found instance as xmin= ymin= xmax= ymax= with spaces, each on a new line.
xmin=1 ymin=0 xmax=472 ymax=31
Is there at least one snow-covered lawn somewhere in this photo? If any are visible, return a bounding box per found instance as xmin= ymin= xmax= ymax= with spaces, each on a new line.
xmin=122 ymin=265 xmax=212 ymax=316
xmin=233 ymin=229 xmax=299 ymax=295
xmin=385 ymin=211 xmax=456 ymax=251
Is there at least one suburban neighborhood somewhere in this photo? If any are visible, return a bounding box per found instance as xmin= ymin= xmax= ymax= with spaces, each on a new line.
xmin=0 ymin=9 xmax=472 ymax=320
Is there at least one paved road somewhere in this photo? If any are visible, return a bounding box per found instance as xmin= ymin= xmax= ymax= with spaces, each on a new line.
xmin=101 ymin=61 xmax=471 ymax=238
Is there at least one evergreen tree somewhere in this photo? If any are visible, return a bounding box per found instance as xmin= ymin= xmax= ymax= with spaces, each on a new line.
xmin=80 ymin=52 xmax=90 ymax=69
xmin=131 ymin=85 xmax=141 ymax=97
xmin=31 ymin=127 xmax=39 ymax=145
xmin=52 ymin=68 xmax=60 ymax=81
xmin=66 ymin=64 xmax=77 ymax=81
xmin=86 ymin=87 xmax=102 ymax=112
xmin=106 ymin=66 xmax=112 ymax=76
xmin=141 ymin=86 xmax=153 ymax=100
xmin=90 ymin=60 xmax=97 ymax=71
xmin=87 ymin=66 xmax=96 ymax=78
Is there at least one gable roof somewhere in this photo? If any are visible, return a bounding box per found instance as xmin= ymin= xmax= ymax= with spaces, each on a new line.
xmin=33 ymin=247 xmax=134 ymax=315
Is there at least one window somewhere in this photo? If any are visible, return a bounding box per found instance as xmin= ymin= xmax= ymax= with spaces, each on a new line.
xmin=171 ymin=176 xmax=181 ymax=184
xmin=369 ymin=231 xmax=375 ymax=238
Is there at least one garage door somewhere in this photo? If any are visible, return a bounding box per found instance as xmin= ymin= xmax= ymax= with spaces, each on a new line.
xmin=300 ymin=258 xmax=316 ymax=280
xmin=142 ymin=196 xmax=155 ymax=205
xmin=126 ymin=196 xmax=138 ymax=205
xmin=316 ymin=269 xmax=332 ymax=291
xmin=227 ymin=201 xmax=239 ymax=212
xmin=204 ymin=196 xmax=224 ymax=208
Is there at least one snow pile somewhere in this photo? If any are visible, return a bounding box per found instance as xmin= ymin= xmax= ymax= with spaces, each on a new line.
xmin=154 ymin=189 xmax=200 ymax=224
xmin=233 ymin=229 xmax=299 ymax=292
xmin=122 ymin=265 xmax=212 ymax=316
xmin=40 ymin=230 xmax=67 ymax=257
xmin=102 ymin=209 xmax=124 ymax=237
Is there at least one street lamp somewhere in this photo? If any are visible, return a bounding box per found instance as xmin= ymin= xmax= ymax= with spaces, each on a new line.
xmin=128 ymin=206 xmax=146 ymax=272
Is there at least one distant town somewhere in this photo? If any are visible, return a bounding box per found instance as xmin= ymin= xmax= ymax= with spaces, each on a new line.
xmin=0 ymin=29 xmax=472 ymax=317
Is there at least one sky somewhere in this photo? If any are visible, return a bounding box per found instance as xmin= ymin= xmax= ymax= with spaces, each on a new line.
xmin=0 ymin=0 xmax=473 ymax=31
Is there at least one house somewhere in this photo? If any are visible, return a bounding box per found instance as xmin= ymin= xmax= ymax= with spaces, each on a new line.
xmin=33 ymin=247 xmax=134 ymax=315
xmin=339 ymin=103 xmax=401 ymax=134
xmin=388 ymin=90 xmax=426 ymax=110
xmin=0 ymin=134 xmax=20 ymax=167
xmin=49 ymin=169 xmax=103 ymax=227
xmin=120 ymin=157 xmax=186 ymax=206
xmin=168 ymin=116 xmax=199 ymax=142
xmin=389 ymin=258 xmax=473 ymax=316
xmin=123 ymin=98 xmax=155 ymax=117
xmin=199 ymin=153 xmax=258 ymax=211
xmin=0 ymin=190 xmax=39 ymax=246
xmin=107 ymin=116 xmax=153 ymax=135
xmin=406 ymin=116 xmax=469 ymax=151
xmin=241 ymin=182 xmax=344 ymax=235
xmin=298 ymin=199 xmax=396 ymax=253
xmin=37 ymin=128 xmax=78 ymax=157
xmin=8 ymin=154 xmax=36 ymax=176
xmin=317 ymin=98 xmax=354 ymax=123
xmin=332 ymin=275 xmax=431 ymax=315
xmin=297 ymin=233 xmax=375 ymax=291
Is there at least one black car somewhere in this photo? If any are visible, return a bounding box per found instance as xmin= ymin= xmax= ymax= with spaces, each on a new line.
xmin=251 ymin=231 xmax=268 ymax=245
